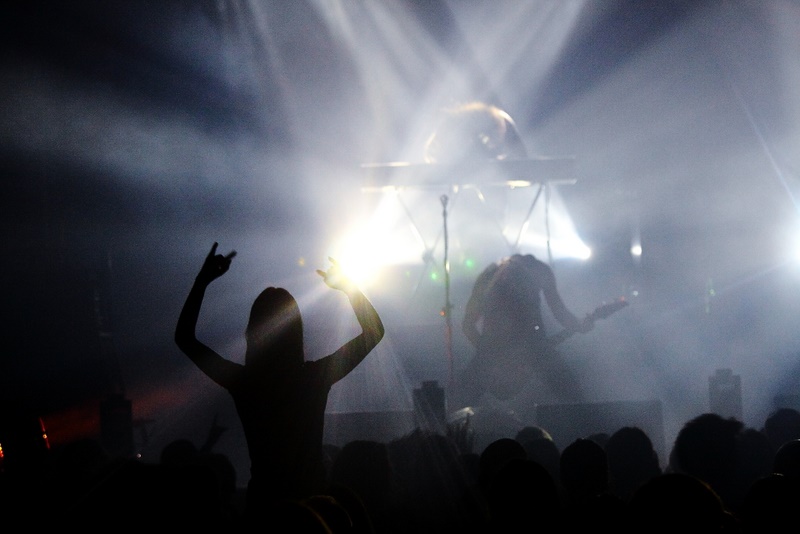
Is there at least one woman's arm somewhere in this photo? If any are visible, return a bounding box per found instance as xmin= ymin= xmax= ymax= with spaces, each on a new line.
xmin=174 ymin=242 xmax=241 ymax=388
xmin=316 ymin=258 xmax=385 ymax=382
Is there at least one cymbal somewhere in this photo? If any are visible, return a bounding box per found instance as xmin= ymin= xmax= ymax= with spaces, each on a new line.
xmin=361 ymin=157 xmax=577 ymax=191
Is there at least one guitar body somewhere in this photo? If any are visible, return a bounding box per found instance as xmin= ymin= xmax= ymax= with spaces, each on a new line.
xmin=459 ymin=298 xmax=629 ymax=404
xmin=475 ymin=333 xmax=558 ymax=401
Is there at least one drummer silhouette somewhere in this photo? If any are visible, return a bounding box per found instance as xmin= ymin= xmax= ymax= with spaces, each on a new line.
xmin=423 ymin=101 xmax=529 ymax=164
xmin=422 ymin=101 xmax=529 ymax=259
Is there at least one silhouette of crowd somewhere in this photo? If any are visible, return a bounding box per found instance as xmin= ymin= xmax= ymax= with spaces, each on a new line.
xmin=4 ymin=244 xmax=800 ymax=531
xmin=4 ymin=404 xmax=800 ymax=532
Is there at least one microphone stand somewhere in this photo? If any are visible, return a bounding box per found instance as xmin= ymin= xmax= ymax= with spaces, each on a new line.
xmin=440 ymin=194 xmax=454 ymax=391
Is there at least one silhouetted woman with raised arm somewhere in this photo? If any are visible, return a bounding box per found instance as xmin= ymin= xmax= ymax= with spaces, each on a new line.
xmin=175 ymin=242 xmax=385 ymax=524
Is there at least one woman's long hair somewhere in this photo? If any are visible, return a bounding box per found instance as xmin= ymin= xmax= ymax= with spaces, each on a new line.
xmin=245 ymin=287 xmax=304 ymax=368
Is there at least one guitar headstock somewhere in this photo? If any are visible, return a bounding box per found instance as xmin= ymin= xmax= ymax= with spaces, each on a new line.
xmin=591 ymin=297 xmax=629 ymax=320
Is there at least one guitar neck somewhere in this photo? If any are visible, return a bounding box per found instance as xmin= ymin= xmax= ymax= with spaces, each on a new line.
xmin=546 ymin=298 xmax=628 ymax=348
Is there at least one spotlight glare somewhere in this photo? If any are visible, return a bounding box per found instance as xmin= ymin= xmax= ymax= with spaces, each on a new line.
xmin=333 ymin=254 xmax=380 ymax=288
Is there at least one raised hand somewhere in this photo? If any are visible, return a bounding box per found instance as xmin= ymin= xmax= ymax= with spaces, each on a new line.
xmin=316 ymin=257 xmax=355 ymax=293
xmin=197 ymin=242 xmax=237 ymax=284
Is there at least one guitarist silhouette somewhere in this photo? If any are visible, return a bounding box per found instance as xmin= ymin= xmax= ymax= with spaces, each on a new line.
xmin=452 ymin=254 xmax=608 ymax=412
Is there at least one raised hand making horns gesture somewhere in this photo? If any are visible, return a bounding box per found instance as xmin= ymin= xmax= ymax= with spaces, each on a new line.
xmin=196 ymin=242 xmax=237 ymax=284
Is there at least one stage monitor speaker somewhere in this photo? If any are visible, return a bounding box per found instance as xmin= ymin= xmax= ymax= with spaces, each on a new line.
xmin=709 ymin=368 xmax=742 ymax=420
xmin=413 ymin=380 xmax=447 ymax=434
xmin=324 ymin=411 xmax=416 ymax=446
xmin=534 ymin=399 xmax=665 ymax=461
